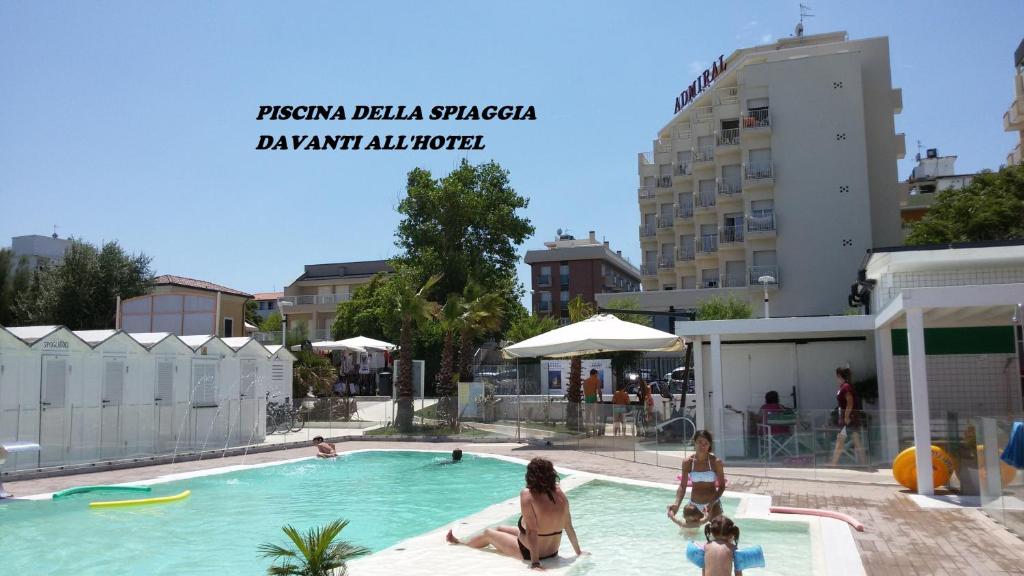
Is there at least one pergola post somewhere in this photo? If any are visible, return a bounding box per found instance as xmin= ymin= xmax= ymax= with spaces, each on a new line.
xmin=693 ymin=336 xmax=705 ymax=432
xmin=710 ymin=334 xmax=724 ymax=441
xmin=875 ymin=327 xmax=899 ymax=460
xmin=906 ymin=307 xmax=934 ymax=495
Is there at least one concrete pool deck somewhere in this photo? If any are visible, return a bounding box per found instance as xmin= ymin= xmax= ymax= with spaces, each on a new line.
xmin=4 ymin=441 xmax=1024 ymax=575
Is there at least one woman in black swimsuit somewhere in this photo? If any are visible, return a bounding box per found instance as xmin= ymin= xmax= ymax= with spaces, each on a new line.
xmin=447 ymin=457 xmax=585 ymax=570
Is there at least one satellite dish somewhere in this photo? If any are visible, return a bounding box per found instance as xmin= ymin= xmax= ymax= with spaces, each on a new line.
xmin=556 ymin=228 xmax=563 ymax=236
xmin=795 ymin=22 xmax=803 ymax=37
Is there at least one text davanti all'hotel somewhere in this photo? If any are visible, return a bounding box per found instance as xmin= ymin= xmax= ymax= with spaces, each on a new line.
xmin=600 ymin=31 xmax=906 ymax=325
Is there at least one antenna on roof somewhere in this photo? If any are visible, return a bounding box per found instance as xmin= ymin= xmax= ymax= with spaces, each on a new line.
xmin=916 ymin=140 xmax=923 ymax=162
xmin=52 ymin=224 xmax=59 ymax=239
xmin=796 ymin=3 xmax=813 ymax=37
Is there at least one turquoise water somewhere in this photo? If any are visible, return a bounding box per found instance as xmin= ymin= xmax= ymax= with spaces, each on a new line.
xmin=560 ymin=481 xmax=814 ymax=576
xmin=0 ymin=451 xmax=527 ymax=575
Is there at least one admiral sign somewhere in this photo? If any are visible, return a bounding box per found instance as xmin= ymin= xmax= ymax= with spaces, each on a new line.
xmin=674 ymin=55 xmax=727 ymax=114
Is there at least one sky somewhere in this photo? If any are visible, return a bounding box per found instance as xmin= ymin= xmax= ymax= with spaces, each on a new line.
xmin=1 ymin=1 xmax=1021 ymax=306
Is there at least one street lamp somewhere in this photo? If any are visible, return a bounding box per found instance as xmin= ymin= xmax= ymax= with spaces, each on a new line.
xmin=277 ymin=299 xmax=294 ymax=347
xmin=758 ymin=275 xmax=776 ymax=319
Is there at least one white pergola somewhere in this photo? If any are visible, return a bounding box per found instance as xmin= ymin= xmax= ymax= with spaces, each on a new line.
xmin=873 ymin=282 xmax=1023 ymax=495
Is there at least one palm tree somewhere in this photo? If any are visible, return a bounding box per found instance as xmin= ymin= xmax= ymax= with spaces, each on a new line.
xmin=395 ymin=274 xmax=441 ymax=432
xmin=435 ymin=294 xmax=462 ymax=429
xmin=456 ymin=284 xmax=505 ymax=383
xmin=566 ymin=295 xmax=595 ymax=431
xmin=258 ymin=519 xmax=369 ymax=576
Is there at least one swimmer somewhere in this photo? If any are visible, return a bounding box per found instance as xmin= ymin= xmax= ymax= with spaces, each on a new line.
xmin=313 ymin=436 xmax=336 ymax=458
xmin=669 ymin=502 xmax=709 ymax=532
xmin=703 ymin=515 xmax=743 ymax=576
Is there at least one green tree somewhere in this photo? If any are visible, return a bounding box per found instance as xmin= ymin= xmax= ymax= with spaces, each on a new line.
xmin=906 ymin=163 xmax=1024 ymax=245
xmin=293 ymin=350 xmax=336 ymax=398
xmin=261 ymin=311 xmax=282 ymax=332
xmin=245 ymin=299 xmax=262 ymax=329
xmin=331 ymin=273 xmax=401 ymax=343
xmin=434 ymin=294 xmax=462 ymax=428
xmin=456 ymin=284 xmax=505 ymax=383
xmin=258 ymin=519 xmax=369 ymax=576
xmin=566 ymin=295 xmax=595 ymax=430
xmin=394 ymin=159 xmax=534 ymax=326
xmin=14 ymin=239 xmax=153 ymax=329
xmin=695 ymin=295 xmax=753 ymax=320
xmin=504 ymin=313 xmax=559 ymax=344
xmin=0 ymin=249 xmax=32 ymax=326
xmin=394 ymin=273 xmax=441 ymax=432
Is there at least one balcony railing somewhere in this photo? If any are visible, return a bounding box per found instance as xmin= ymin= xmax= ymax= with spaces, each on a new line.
xmin=700 ymin=278 xmax=720 ymax=289
xmin=638 ymin=186 xmax=656 ymax=200
xmin=676 ymin=244 xmax=696 ymax=261
xmin=674 ymin=162 xmax=692 ymax=176
xmin=657 ymin=215 xmax=675 ymax=229
xmin=312 ymin=328 xmax=332 ymax=341
xmin=717 ymin=128 xmax=739 ymax=146
xmin=742 ymin=108 xmax=770 ymax=129
xmin=717 ymin=86 xmax=739 ymax=106
xmin=280 ymin=294 xmax=352 ymax=306
xmin=744 ymin=162 xmax=773 ymax=181
xmin=655 ymin=139 xmax=673 ymax=153
xmin=657 ymin=175 xmax=673 ymax=188
xmin=639 ymin=151 xmax=653 ymax=164
xmin=748 ymin=265 xmax=780 ymax=286
xmin=717 ymin=179 xmax=742 ymax=196
xmin=537 ymin=274 xmax=551 ymax=287
xmin=675 ymin=127 xmax=692 ymax=141
xmin=721 ymin=275 xmax=747 ymax=288
xmin=696 ymin=189 xmax=717 ymax=208
xmin=719 ymin=225 xmax=745 ymax=244
xmin=658 ymin=256 xmax=675 ymax=269
xmin=693 ymin=106 xmax=714 ymax=124
xmin=639 ymin=225 xmax=656 ymax=237
xmin=694 ymin=146 xmax=714 ymax=163
xmin=254 ymin=331 xmax=282 ymax=344
xmin=676 ymin=203 xmax=694 ymax=219
xmin=697 ymin=234 xmax=719 ymax=253
xmin=747 ymin=211 xmax=776 ymax=233
xmin=641 ymin=263 xmax=658 ymax=276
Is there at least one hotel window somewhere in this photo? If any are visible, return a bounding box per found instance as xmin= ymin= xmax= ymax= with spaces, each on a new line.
xmin=539 ymin=291 xmax=552 ymax=313
xmin=538 ymin=266 xmax=551 ymax=287
xmin=559 ymin=264 xmax=569 ymax=287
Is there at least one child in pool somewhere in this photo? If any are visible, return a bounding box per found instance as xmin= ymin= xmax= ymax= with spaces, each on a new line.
xmin=669 ymin=502 xmax=708 ymax=532
xmin=703 ymin=515 xmax=743 ymax=576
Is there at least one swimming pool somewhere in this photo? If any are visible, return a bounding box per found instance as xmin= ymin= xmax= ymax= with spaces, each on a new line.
xmin=0 ymin=451 xmax=528 ymax=575
xmin=561 ymin=481 xmax=814 ymax=576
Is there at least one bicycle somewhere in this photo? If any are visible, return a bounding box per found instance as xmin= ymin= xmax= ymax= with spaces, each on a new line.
xmin=266 ymin=395 xmax=306 ymax=434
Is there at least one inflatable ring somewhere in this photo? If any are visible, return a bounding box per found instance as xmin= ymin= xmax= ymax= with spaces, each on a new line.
xmin=53 ymin=485 xmax=152 ymax=499
xmin=892 ymin=446 xmax=955 ymax=491
xmin=89 ymin=489 xmax=190 ymax=508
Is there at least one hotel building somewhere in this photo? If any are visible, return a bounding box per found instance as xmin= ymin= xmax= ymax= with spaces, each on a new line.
xmin=280 ymin=260 xmax=393 ymax=341
xmin=607 ymin=31 xmax=905 ymax=322
xmin=1004 ymin=38 xmax=1024 ymax=166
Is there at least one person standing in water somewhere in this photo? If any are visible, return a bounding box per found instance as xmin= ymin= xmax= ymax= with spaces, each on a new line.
xmin=668 ymin=430 xmax=726 ymax=523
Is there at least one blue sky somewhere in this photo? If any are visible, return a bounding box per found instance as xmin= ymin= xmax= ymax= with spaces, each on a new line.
xmin=1 ymin=1 xmax=1021 ymax=305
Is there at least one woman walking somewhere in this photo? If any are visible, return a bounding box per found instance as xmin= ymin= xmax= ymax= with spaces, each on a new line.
xmin=830 ymin=367 xmax=867 ymax=466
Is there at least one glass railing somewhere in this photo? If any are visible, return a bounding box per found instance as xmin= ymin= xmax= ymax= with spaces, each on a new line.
xmin=972 ymin=416 xmax=1024 ymax=537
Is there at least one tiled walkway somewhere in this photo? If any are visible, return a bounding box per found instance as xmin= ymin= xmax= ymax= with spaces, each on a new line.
xmin=5 ymin=441 xmax=1024 ymax=575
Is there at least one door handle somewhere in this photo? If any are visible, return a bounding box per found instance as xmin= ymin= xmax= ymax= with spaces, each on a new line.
xmin=41 ymin=401 xmax=52 ymax=406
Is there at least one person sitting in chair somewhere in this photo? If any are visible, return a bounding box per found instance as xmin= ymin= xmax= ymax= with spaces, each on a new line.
xmin=758 ymin=391 xmax=791 ymax=436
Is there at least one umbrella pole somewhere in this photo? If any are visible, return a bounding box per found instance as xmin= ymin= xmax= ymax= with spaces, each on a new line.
xmin=516 ymin=358 xmax=521 ymax=443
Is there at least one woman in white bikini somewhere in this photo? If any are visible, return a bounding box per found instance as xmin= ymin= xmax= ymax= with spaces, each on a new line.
xmin=667 ymin=430 xmax=726 ymax=523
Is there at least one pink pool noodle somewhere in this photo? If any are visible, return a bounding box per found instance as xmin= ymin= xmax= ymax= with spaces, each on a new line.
xmin=769 ymin=506 xmax=865 ymax=532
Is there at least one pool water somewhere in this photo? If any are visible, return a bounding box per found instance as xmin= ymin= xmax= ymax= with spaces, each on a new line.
xmin=0 ymin=451 xmax=527 ymax=575
xmin=561 ymin=481 xmax=814 ymax=576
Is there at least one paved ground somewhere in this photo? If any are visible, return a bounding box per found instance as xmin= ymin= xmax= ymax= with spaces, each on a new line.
xmin=5 ymin=440 xmax=1024 ymax=575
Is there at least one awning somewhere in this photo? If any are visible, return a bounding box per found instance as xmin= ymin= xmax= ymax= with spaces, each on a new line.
xmin=502 ymin=314 xmax=685 ymax=359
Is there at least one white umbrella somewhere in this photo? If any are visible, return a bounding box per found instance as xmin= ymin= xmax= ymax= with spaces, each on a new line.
xmin=502 ymin=314 xmax=684 ymax=358
xmin=335 ymin=336 xmax=397 ymax=351
xmin=289 ymin=341 xmax=366 ymax=352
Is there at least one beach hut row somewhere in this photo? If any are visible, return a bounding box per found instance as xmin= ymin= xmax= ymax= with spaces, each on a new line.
xmin=0 ymin=326 xmax=295 ymax=472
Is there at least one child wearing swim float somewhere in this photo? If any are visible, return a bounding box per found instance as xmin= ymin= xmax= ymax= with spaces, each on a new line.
xmin=703 ymin=516 xmax=742 ymax=575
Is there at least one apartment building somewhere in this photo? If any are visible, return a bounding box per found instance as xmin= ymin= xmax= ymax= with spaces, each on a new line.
xmin=281 ymin=260 xmax=393 ymax=340
xmin=1004 ymin=38 xmax=1024 ymax=166
xmin=118 ymin=274 xmax=252 ymax=337
xmin=900 ymin=148 xmax=975 ymax=238
xmin=611 ymin=31 xmax=904 ymax=322
xmin=10 ymin=234 xmax=71 ymax=271
xmin=524 ymin=230 xmax=641 ymax=321
xmin=253 ymin=292 xmax=283 ymax=321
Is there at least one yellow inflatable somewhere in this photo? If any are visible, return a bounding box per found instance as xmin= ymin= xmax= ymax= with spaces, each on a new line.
xmin=892 ymin=446 xmax=955 ymax=492
xmin=89 ymin=489 xmax=191 ymax=508
xmin=978 ymin=448 xmax=1019 ymax=488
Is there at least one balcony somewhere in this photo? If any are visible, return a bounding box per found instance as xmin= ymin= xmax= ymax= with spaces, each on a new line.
xmin=655 ymin=138 xmax=673 ymax=154
xmin=657 ymin=215 xmax=675 ymax=230
xmin=747 ymin=211 xmax=776 ymax=234
xmin=700 ymin=278 xmax=720 ymax=289
xmin=719 ymin=225 xmax=745 ymax=245
xmin=717 ymin=128 xmax=740 ymax=147
xmin=744 ymin=162 xmax=774 ymax=185
xmin=693 ymin=106 xmax=714 ymax=124
xmin=253 ymin=331 xmax=281 ymax=344
xmin=641 ymin=263 xmax=658 ymax=277
xmin=312 ymin=328 xmax=332 ymax=341
xmin=696 ymin=234 xmax=718 ymax=254
xmin=1009 ymin=142 xmax=1023 ymax=167
xmin=674 ymin=162 xmax=692 ymax=176
xmin=742 ymin=108 xmax=771 ymax=130
xmin=696 ymin=189 xmax=717 ymax=209
xmin=537 ymin=274 xmax=551 ymax=287
xmin=639 ymin=225 xmax=656 ymax=238
xmin=657 ymin=175 xmax=673 ymax=188
xmin=658 ymin=256 xmax=675 ymax=270
xmin=717 ymin=179 xmax=742 ymax=196
xmin=1004 ymin=98 xmax=1024 ymax=131
xmin=638 ymin=186 xmax=656 ymax=201
xmin=676 ymin=203 xmax=694 ymax=219
xmin=693 ymin=146 xmax=715 ymax=164
xmin=748 ymin=265 xmax=780 ymax=286
xmin=676 ymin=244 xmax=695 ymax=262
xmin=638 ymin=151 xmax=653 ymax=165
xmin=721 ymin=275 xmax=747 ymax=288
xmin=675 ymin=127 xmax=692 ymax=142
xmin=280 ymin=293 xmax=352 ymax=306
xmin=717 ymin=86 xmax=739 ymax=106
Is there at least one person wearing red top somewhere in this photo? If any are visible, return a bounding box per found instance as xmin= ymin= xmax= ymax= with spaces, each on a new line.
xmin=758 ymin=390 xmax=790 ymax=435
xmin=830 ymin=367 xmax=867 ymax=465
